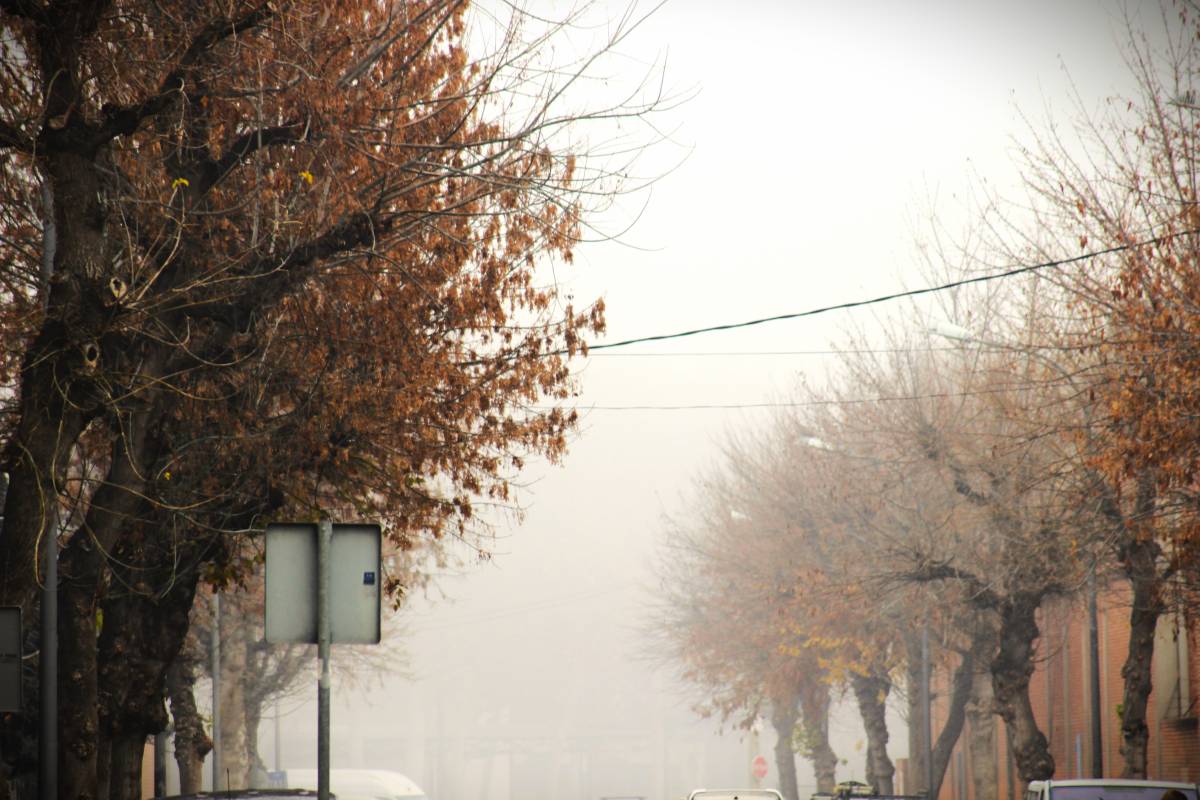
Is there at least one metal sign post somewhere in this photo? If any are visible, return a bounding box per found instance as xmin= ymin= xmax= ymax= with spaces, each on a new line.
xmin=317 ymin=519 xmax=332 ymax=800
xmin=265 ymin=521 xmax=381 ymax=800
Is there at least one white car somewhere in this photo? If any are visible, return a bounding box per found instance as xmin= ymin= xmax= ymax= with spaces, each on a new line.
xmin=1025 ymin=780 xmax=1199 ymax=800
xmin=279 ymin=769 xmax=427 ymax=800
xmin=688 ymin=790 xmax=784 ymax=800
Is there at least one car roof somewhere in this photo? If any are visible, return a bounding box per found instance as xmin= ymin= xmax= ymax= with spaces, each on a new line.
xmin=153 ymin=791 xmax=326 ymax=800
xmin=1029 ymin=781 xmax=1198 ymax=791
xmin=281 ymin=769 xmax=425 ymax=797
xmin=1035 ymin=781 xmax=1198 ymax=787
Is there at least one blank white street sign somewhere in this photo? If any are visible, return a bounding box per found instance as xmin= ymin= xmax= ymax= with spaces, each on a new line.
xmin=265 ymin=523 xmax=381 ymax=644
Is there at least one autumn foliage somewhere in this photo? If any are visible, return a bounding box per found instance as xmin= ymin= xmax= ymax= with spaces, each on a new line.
xmin=0 ymin=1 xmax=658 ymax=796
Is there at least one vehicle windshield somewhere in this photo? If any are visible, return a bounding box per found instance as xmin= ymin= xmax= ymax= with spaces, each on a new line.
xmin=1051 ymin=788 xmax=1198 ymax=800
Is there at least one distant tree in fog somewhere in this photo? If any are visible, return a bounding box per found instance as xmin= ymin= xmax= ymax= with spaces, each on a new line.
xmin=650 ymin=451 xmax=840 ymax=800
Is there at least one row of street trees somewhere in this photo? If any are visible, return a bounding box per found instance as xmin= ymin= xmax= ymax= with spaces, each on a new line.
xmin=0 ymin=1 xmax=664 ymax=798
xmin=652 ymin=9 xmax=1200 ymax=800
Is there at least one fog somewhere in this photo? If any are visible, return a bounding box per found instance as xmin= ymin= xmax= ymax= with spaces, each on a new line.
xmin=219 ymin=2 xmax=1171 ymax=798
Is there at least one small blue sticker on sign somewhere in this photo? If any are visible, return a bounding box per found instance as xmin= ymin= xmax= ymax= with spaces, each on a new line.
xmin=363 ymin=571 xmax=376 ymax=586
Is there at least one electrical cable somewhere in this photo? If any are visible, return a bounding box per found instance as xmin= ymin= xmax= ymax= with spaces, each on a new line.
xmin=585 ymin=347 xmax=962 ymax=357
xmin=570 ymin=230 xmax=1196 ymax=354
xmin=534 ymin=385 xmax=1034 ymax=412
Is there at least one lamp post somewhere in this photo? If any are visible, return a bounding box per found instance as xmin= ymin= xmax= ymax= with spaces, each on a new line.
xmin=929 ymin=320 xmax=1103 ymax=777
xmin=922 ymin=621 xmax=934 ymax=800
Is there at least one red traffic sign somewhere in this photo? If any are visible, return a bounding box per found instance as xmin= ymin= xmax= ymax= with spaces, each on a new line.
xmin=752 ymin=755 xmax=769 ymax=780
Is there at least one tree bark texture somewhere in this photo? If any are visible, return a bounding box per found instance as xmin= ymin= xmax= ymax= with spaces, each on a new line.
xmin=770 ymin=694 xmax=801 ymax=800
xmin=966 ymin=661 xmax=998 ymax=800
xmin=218 ymin=597 xmax=251 ymax=789
xmin=245 ymin=699 xmax=267 ymax=789
xmin=799 ymin=682 xmax=837 ymax=792
xmin=57 ymin=411 xmax=158 ymax=799
xmin=903 ymin=634 xmax=928 ymax=796
xmin=990 ymin=597 xmax=1055 ymax=781
xmin=929 ymin=647 xmax=976 ymax=800
xmin=98 ymin=530 xmax=205 ymax=800
xmin=1118 ymin=537 xmax=1164 ymax=779
xmin=166 ymin=646 xmax=211 ymax=795
xmin=58 ymin=547 xmax=101 ymax=800
xmin=851 ymin=671 xmax=894 ymax=794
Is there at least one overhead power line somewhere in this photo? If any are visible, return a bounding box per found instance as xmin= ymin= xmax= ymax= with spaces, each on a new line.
xmin=586 ymin=347 xmax=962 ymax=357
xmin=576 ymin=230 xmax=1196 ymax=354
xmin=536 ymin=385 xmax=1034 ymax=412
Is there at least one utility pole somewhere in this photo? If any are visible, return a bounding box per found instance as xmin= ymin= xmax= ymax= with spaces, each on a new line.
xmin=922 ymin=622 xmax=934 ymax=800
xmin=318 ymin=519 xmax=332 ymax=800
xmin=36 ymin=178 xmax=58 ymax=800
xmin=211 ymin=593 xmax=221 ymax=791
xmin=39 ymin=512 xmax=56 ymax=800
xmin=154 ymin=732 xmax=167 ymax=796
xmin=275 ymin=699 xmax=282 ymax=772
xmin=1087 ymin=568 xmax=1103 ymax=777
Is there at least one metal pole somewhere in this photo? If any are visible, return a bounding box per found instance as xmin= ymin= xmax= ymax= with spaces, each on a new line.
xmin=211 ymin=592 xmax=221 ymax=791
xmin=274 ymin=699 xmax=282 ymax=772
xmin=318 ymin=519 xmax=333 ymax=800
xmin=39 ymin=520 xmax=56 ymax=800
xmin=922 ymin=622 xmax=934 ymax=800
xmin=154 ymin=731 xmax=168 ymax=796
xmin=1087 ymin=568 xmax=1103 ymax=777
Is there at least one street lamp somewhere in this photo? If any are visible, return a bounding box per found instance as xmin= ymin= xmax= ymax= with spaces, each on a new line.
xmin=929 ymin=319 xmax=1104 ymax=778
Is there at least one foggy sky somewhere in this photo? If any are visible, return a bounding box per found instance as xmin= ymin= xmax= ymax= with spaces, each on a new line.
xmin=250 ymin=3 xmax=1171 ymax=798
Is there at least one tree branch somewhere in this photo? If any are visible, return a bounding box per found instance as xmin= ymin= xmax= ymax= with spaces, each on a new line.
xmin=0 ymin=0 xmax=44 ymax=21
xmin=0 ymin=120 xmax=33 ymax=151
xmin=191 ymin=120 xmax=312 ymax=194
xmin=903 ymin=561 xmax=1002 ymax=609
xmin=91 ymin=2 xmax=276 ymax=147
xmin=931 ymin=644 xmax=978 ymax=793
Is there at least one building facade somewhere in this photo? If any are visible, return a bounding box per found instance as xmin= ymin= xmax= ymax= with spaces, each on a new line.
xmin=900 ymin=579 xmax=1200 ymax=800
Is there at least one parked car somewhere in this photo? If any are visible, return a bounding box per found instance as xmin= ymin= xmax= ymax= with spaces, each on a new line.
xmin=275 ymin=769 xmax=426 ymax=800
xmin=810 ymin=780 xmax=926 ymax=800
xmin=688 ymin=790 xmax=784 ymax=800
xmin=1025 ymin=780 xmax=1200 ymax=800
xmin=153 ymin=791 xmax=328 ymax=800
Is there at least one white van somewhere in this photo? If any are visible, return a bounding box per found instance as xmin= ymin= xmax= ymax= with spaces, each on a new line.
xmin=688 ymin=790 xmax=784 ymax=800
xmin=280 ymin=768 xmax=428 ymax=800
xmin=1025 ymin=779 xmax=1199 ymax=800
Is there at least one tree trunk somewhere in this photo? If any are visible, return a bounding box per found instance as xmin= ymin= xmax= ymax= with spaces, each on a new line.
xmin=851 ymin=670 xmax=894 ymax=794
xmin=0 ymin=352 xmax=90 ymax=611
xmin=799 ymin=682 xmax=837 ymax=792
xmin=106 ymin=733 xmax=146 ymax=800
xmin=0 ymin=394 xmax=89 ymax=793
xmin=0 ymin=137 xmax=115 ymax=614
xmin=0 ymin=607 xmax=43 ymax=799
xmin=58 ymin=545 xmax=101 ymax=800
xmin=245 ymin=699 xmax=268 ymax=789
xmin=902 ymin=630 xmax=979 ymax=800
xmin=903 ymin=633 xmax=928 ymax=796
xmin=167 ymin=647 xmax=211 ymax=794
xmin=57 ymin=412 xmax=158 ymax=800
xmin=218 ymin=598 xmax=251 ymax=789
xmin=990 ymin=596 xmax=1054 ymax=781
xmin=98 ymin=545 xmax=202 ymax=799
xmin=770 ymin=693 xmax=801 ymax=800
xmin=931 ymin=634 xmax=992 ymax=800
xmin=1118 ymin=538 xmax=1164 ymax=779
xmin=966 ymin=660 xmax=998 ymax=800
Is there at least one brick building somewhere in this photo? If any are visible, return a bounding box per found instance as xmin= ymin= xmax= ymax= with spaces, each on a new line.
xmin=900 ymin=579 xmax=1200 ymax=800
